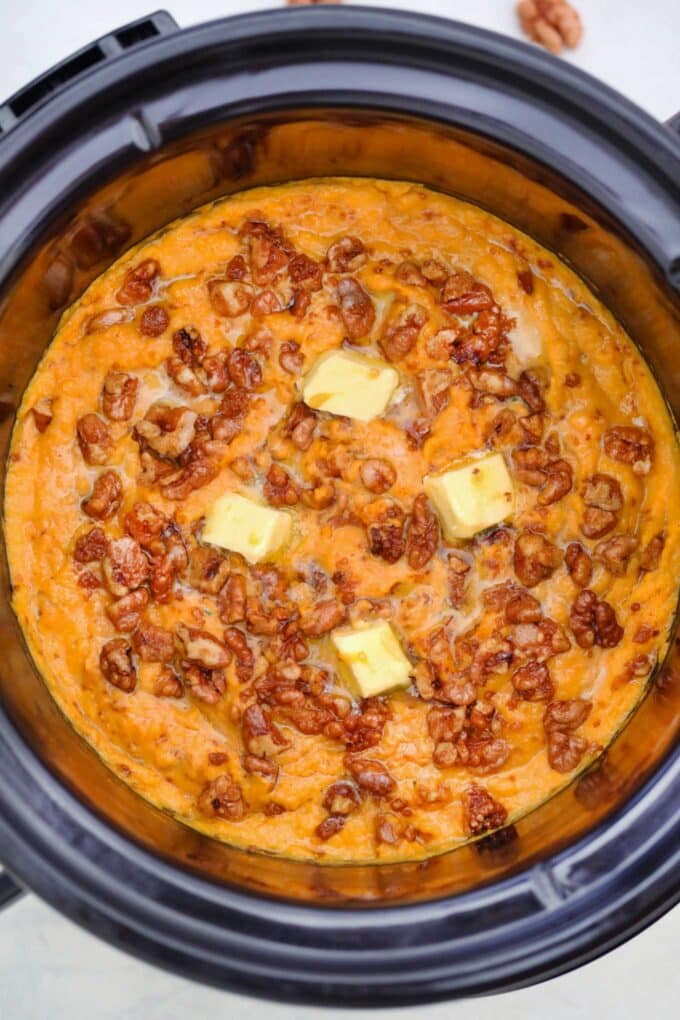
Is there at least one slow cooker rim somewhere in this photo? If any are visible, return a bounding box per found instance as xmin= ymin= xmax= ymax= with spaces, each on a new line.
xmin=1 ymin=6 xmax=680 ymax=1003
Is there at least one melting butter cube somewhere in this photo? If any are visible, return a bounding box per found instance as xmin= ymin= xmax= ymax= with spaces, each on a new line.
xmin=331 ymin=620 xmax=412 ymax=698
xmin=424 ymin=452 xmax=515 ymax=540
xmin=202 ymin=493 xmax=291 ymax=564
xmin=301 ymin=349 xmax=399 ymax=422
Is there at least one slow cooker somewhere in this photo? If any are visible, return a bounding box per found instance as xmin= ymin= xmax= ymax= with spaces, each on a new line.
xmin=0 ymin=6 xmax=679 ymax=1005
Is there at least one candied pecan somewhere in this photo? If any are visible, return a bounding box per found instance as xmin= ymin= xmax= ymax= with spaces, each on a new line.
xmin=470 ymin=636 xmax=513 ymax=683
xmin=427 ymin=705 xmax=465 ymax=743
xmin=421 ymin=259 xmax=448 ymax=284
xmin=186 ymin=546 xmax=231 ymax=595
xmin=570 ymin=590 xmax=623 ymax=649
xmin=640 ymin=532 xmax=665 ymax=572
xmin=547 ymin=729 xmax=588 ymax=772
xmin=519 ymin=413 xmax=545 ymax=445
xmin=441 ymin=270 xmax=493 ymax=315
xmin=244 ymin=222 xmax=289 ymax=285
xmin=182 ymin=663 xmax=226 ymax=704
xmin=366 ymin=502 xmax=407 ymax=564
xmin=381 ymin=302 xmax=428 ymax=361
xmin=511 ymin=661 xmax=554 ymax=701
xmin=116 ymin=259 xmax=160 ymax=305
xmin=581 ymin=506 xmax=617 ymax=540
xmin=134 ymin=403 xmax=197 ymax=459
xmin=197 ymin=774 xmax=247 ymax=820
xmin=300 ymin=599 xmax=346 ymax=636
xmin=337 ymin=277 xmax=375 ymax=340
xmin=469 ymin=367 xmax=518 ymax=399
xmin=448 ymin=554 xmax=471 ymax=608
xmin=138 ymin=449 xmax=174 ymax=485
xmin=543 ymin=698 xmax=592 ymax=732
xmin=73 ymin=527 xmax=107 ymax=564
xmin=123 ymin=501 xmax=168 ymax=552
xmin=340 ymin=699 xmax=390 ymax=752
xmin=226 ymin=253 xmax=247 ymax=280
xmin=538 ymin=459 xmax=573 ymax=505
xmin=517 ymin=0 xmax=583 ymax=55
xmin=227 ymin=348 xmax=262 ymax=390
xmin=360 ymin=458 xmax=396 ymax=494
xmin=323 ymin=780 xmax=361 ymax=816
xmin=102 ymin=536 xmax=150 ymax=597
xmin=315 ymin=815 xmax=345 ymax=841
xmin=326 ymin=236 xmax=366 ymax=273
xmin=582 ymin=473 xmax=623 ymax=512
xmin=508 ymin=618 xmax=570 ymax=662
xmin=200 ymin=351 xmax=230 ymax=393
xmin=100 ymin=638 xmax=136 ymax=692
xmin=451 ymin=306 xmax=510 ymax=366
xmin=279 ymin=340 xmax=304 ymax=375
xmin=160 ymin=446 xmax=220 ymax=501
xmin=177 ymin=624 xmax=230 ymax=669
xmin=417 ymin=367 xmax=453 ymax=417
xmin=165 ymin=356 xmax=206 ymax=397
xmin=486 ymin=409 xmax=518 ymax=445
xmin=344 ymin=756 xmax=396 ymax=797
xmin=285 ymin=403 xmax=316 ymax=451
xmin=78 ymin=569 xmax=102 ymax=590
xmin=223 ymin=626 xmax=255 ymax=682
xmin=395 ymin=260 xmax=427 ymax=286
xmin=405 ymin=416 xmax=431 ymax=449
xmin=251 ymin=289 xmax=283 ymax=317
xmin=208 ymin=279 xmax=254 ymax=317
xmin=425 ymin=328 xmax=458 ymax=361
xmin=603 ymin=425 xmax=654 ymax=474
xmin=517 ymin=370 xmax=545 ymax=413
xmin=406 ymin=493 xmax=439 ymax=570
xmin=375 ymin=814 xmax=400 ymax=845
xmin=464 ymin=784 xmax=507 ymax=836
xmin=505 ymin=589 xmax=541 ymax=624
xmin=101 ymin=371 xmax=138 ymax=421
xmin=242 ymin=703 xmax=289 ymax=756
xmin=288 ymin=252 xmax=322 ymax=291
xmin=243 ymin=753 xmax=279 ymax=787
xmin=173 ymin=326 xmax=207 ymax=364
xmin=76 ymin=413 xmax=113 ymax=465
xmin=565 ymin=542 xmax=593 ymax=587
xmin=154 ymin=667 xmax=183 ymax=698
xmin=139 ymin=304 xmax=169 ymax=337
xmin=219 ymin=574 xmax=247 ymax=624
xmin=132 ymin=622 xmax=174 ymax=662
xmin=220 ymin=385 xmax=250 ymax=421
xmin=82 ymin=470 xmax=122 ymax=520
xmin=264 ymin=463 xmax=300 ymax=507
xmin=30 ymin=397 xmax=54 ymax=432
xmin=513 ymin=531 xmax=562 ymax=587
xmin=86 ymin=307 xmax=133 ymax=333
xmin=107 ymin=588 xmax=149 ymax=632
xmin=594 ymin=535 xmax=637 ymax=576
xmin=512 ymin=446 xmax=549 ymax=486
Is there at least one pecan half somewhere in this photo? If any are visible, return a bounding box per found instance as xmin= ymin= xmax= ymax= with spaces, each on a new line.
xmin=511 ymin=661 xmax=554 ymax=701
xmin=73 ymin=527 xmax=107 ymax=564
xmin=77 ymin=413 xmax=113 ymax=465
xmin=242 ymin=703 xmax=289 ymax=756
xmin=139 ymin=304 xmax=170 ymax=337
xmin=582 ymin=473 xmax=623 ymax=512
xmin=264 ymin=463 xmax=300 ymax=506
xmin=565 ymin=542 xmax=593 ymax=587
xmin=360 ymin=458 xmax=396 ymax=494
xmin=513 ymin=531 xmax=562 ymax=587
xmin=116 ymin=259 xmax=160 ymax=305
xmin=134 ymin=403 xmax=197 ymax=459
xmin=603 ymin=425 xmax=654 ymax=474
xmin=227 ymin=348 xmax=262 ymax=390
xmin=219 ymin=574 xmax=247 ymax=624
xmin=186 ymin=546 xmax=231 ymax=594
xmin=366 ymin=501 xmax=407 ymax=564
xmin=100 ymin=638 xmax=136 ymax=692
xmin=208 ymin=279 xmax=254 ymax=317
xmin=538 ymin=459 xmax=573 ymax=505
xmin=594 ymin=535 xmax=637 ymax=576
xmin=417 ymin=368 xmax=453 ymax=417
xmin=177 ymin=624 xmax=230 ymax=669
xmin=570 ymin=590 xmax=623 ymax=649
xmin=82 ymin=470 xmax=123 ymax=520
xmin=300 ymin=599 xmax=346 ymax=636
xmin=132 ymin=622 xmax=174 ymax=662
xmin=380 ymin=303 xmax=428 ymax=361
xmin=406 ymin=493 xmax=439 ymax=570
xmin=223 ymin=626 xmax=255 ymax=682
xmin=102 ymin=537 xmax=149 ymax=597
xmin=107 ymin=588 xmax=149 ymax=632
xmin=279 ymin=340 xmax=304 ymax=375
xmin=344 ymin=756 xmax=396 ymax=797
xmin=463 ymin=784 xmax=507 ymax=836
xmin=441 ymin=271 xmax=493 ymax=315
xmin=315 ymin=815 xmax=345 ymax=841
xmin=326 ymin=236 xmax=366 ymax=274
xmin=197 ymin=774 xmax=247 ymax=820
xmin=182 ymin=663 xmax=226 ymax=704
xmin=101 ymin=371 xmax=138 ymax=421
xmin=323 ymin=780 xmax=361 ymax=816
xmin=337 ymin=277 xmax=375 ymax=340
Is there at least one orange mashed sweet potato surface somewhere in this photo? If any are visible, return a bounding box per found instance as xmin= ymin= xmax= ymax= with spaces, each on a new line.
xmin=4 ymin=178 xmax=680 ymax=863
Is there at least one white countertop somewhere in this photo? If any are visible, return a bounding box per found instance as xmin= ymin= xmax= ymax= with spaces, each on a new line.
xmin=1 ymin=1 xmax=679 ymax=1017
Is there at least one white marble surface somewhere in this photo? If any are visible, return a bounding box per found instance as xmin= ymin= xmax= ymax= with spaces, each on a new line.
xmin=1 ymin=1 xmax=679 ymax=1016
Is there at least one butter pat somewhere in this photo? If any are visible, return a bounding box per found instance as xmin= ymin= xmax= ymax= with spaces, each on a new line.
xmin=331 ymin=620 xmax=412 ymax=698
xmin=202 ymin=493 xmax=291 ymax=564
xmin=301 ymin=349 xmax=399 ymax=422
xmin=424 ymin=452 xmax=515 ymax=540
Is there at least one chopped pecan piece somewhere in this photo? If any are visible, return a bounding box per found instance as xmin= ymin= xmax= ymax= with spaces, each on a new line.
xmin=315 ymin=815 xmax=345 ymax=841
xmin=441 ymin=270 xmax=494 ymax=315
xmin=326 ymin=236 xmax=366 ymax=273
xmin=594 ymin=535 xmax=637 ymax=576
xmin=165 ymin=356 xmax=206 ymax=397
xmin=582 ymin=473 xmax=623 ymax=512
xmin=300 ymin=599 xmax=346 ymax=636
xmin=570 ymin=590 xmax=623 ymax=649
xmin=451 ymin=305 xmax=510 ymax=366
xmin=264 ymin=463 xmax=300 ymax=506
xmin=337 ymin=277 xmax=375 ymax=340
xmin=223 ymin=626 xmax=255 ymax=682
xmin=219 ymin=574 xmax=247 ymax=624
xmin=177 ymin=624 xmax=230 ymax=669
xmin=425 ymin=328 xmax=458 ymax=361
xmin=581 ymin=506 xmax=617 ymax=539
xmin=73 ymin=526 xmax=107 ymax=564
xmin=102 ymin=536 xmax=150 ymax=597
xmin=139 ymin=304 xmax=169 ymax=337
xmin=417 ymin=368 xmax=453 ymax=417
xmin=640 ymin=532 xmax=665 ymax=572
xmin=123 ymin=501 xmax=168 ymax=552
xmin=31 ymin=397 xmax=54 ymax=432
xmin=182 ymin=663 xmax=226 ymax=704
xmin=279 ymin=340 xmax=304 ymax=375
xmin=603 ymin=425 xmax=654 ymax=474
xmin=517 ymin=0 xmax=583 ymax=55
xmin=100 ymin=638 xmax=136 ymax=692
xmin=366 ymin=501 xmax=407 ymax=564
xmin=448 ymin=554 xmax=471 ymax=608
xmin=360 ymin=458 xmax=396 ymax=494
xmin=101 ymin=371 xmax=138 ymax=421
xmin=76 ymin=413 xmax=113 ymax=465
xmin=538 ymin=459 xmax=573 ymax=505
xmin=463 ymin=784 xmax=507 ymax=836
xmin=82 ymin=470 xmax=123 ymax=520
xmin=116 ymin=259 xmax=160 ymax=305
xmin=565 ymin=542 xmax=593 ymax=587
xmin=323 ymin=780 xmax=361 ymax=815
xmin=227 ymin=348 xmax=262 ymax=390
xmin=517 ymin=370 xmax=546 ymax=413
xmin=406 ymin=493 xmax=439 ymax=570
xmin=197 ymin=774 xmax=247 ymax=820
xmin=543 ymin=698 xmax=592 ymax=732
xmin=134 ymin=403 xmax=197 ymax=459
xmin=154 ymin=667 xmax=183 ymax=698
xmin=243 ymin=754 xmax=279 ymax=787
xmin=504 ymin=589 xmax=542 ymax=624
xmin=243 ymin=220 xmax=289 ymax=285
xmin=381 ymin=303 xmax=428 ymax=361
xmin=132 ymin=622 xmax=174 ymax=662
xmin=288 ymin=252 xmax=323 ymax=291
xmin=107 ymin=588 xmax=149 ymax=632
xmin=547 ymin=729 xmax=588 ymax=773
xmin=208 ymin=279 xmax=254 ymax=317
xmin=512 ymin=446 xmax=549 ymax=486
xmin=251 ymin=289 xmax=283 ymax=317
xmin=508 ymin=618 xmax=570 ymax=662
xmin=86 ymin=307 xmax=133 ymax=333
xmin=344 ymin=756 xmax=396 ymax=797
xmin=513 ymin=531 xmax=562 ymax=587
xmin=469 ymin=367 xmax=518 ymax=399
xmin=172 ymin=326 xmax=207 ymax=364
xmin=375 ymin=814 xmax=400 ymax=845
xmin=186 ymin=546 xmax=231 ymax=595
xmin=242 ymin=703 xmax=289 ymax=756
xmin=395 ymin=260 xmax=427 ymax=286
xmin=511 ymin=661 xmax=554 ymax=701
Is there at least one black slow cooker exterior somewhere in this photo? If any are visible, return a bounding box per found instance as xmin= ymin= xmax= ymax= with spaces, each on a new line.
xmin=1 ymin=6 xmax=680 ymax=1005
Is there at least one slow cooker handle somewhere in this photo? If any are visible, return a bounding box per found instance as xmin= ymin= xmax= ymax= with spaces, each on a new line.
xmin=0 ymin=867 xmax=23 ymax=910
xmin=0 ymin=10 xmax=178 ymax=133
